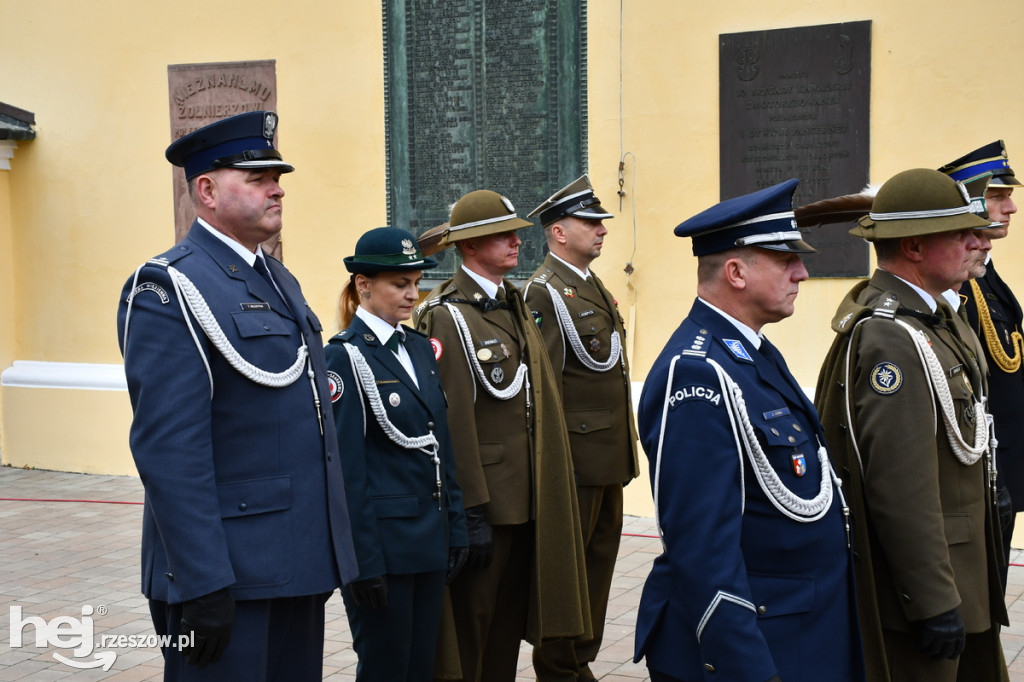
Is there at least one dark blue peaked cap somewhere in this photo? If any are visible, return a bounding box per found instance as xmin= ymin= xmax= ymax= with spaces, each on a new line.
xmin=938 ymin=140 xmax=1021 ymax=189
xmin=674 ymin=178 xmax=816 ymax=256
xmin=166 ymin=111 xmax=295 ymax=180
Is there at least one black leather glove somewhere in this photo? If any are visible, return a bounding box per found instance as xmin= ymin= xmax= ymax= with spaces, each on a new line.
xmin=350 ymin=575 xmax=388 ymax=610
xmin=180 ymin=587 xmax=235 ymax=667
xmin=916 ymin=608 xmax=965 ymax=660
xmin=464 ymin=505 xmax=494 ymax=571
xmin=998 ymin=485 xmax=1014 ymax=532
xmin=446 ymin=545 xmax=469 ymax=584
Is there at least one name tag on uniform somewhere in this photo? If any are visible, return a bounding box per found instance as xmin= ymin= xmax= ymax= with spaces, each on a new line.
xmin=578 ymin=309 xmax=596 ymax=318
xmin=948 ymin=364 xmax=963 ymax=378
xmin=240 ymin=302 xmax=271 ymax=311
xmin=763 ymin=407 xmax=791 ymax=420
xmin=480 ymin=338 xmax=500 ymax=347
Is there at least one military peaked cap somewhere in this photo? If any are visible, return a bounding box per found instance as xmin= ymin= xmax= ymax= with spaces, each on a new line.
xmin=939 ymin=140 xmax=1021 ymax=189
xmin=529 ymin=175 xmax=613 ymax=227
xmin=674 ymin=178 xmax=815 ymax=256
xmin=166 ymin=111 xmax=295 ymax=180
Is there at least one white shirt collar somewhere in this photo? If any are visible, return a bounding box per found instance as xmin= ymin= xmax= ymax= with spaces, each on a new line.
xmin=881 ymin=269 xmax=938 ymax=312
xmin=550 ymin=252 xmax=590 ymax=280
xmin=461 ymin=264 xmax=502 ymax=299
xmin=355 ymin=306 xmax=406 ymax=345
xmin=940 ymin=289 xmax=962 ymax=311
xmin=198 ymin=217 xmax=265 ymax=267
xmin=698 ymin=297 xmax=762 ymax=350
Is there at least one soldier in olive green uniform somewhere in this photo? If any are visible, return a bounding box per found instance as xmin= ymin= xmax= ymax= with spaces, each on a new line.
xmin=414 ymin=190 xmax=590 ymax=682
xmin=523 ymin=176 xmax=639 ymax=682
xmin=815 ymin=168 xmax=1009 ymax=682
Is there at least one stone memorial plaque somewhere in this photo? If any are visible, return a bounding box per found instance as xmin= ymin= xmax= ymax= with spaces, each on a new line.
xmin=384 ymin=0 xmax=587 ymax=281
xmin=720 ymin=21 xmax=871 ymax=277
xmin=167 ymin=61 xmax=281 ymax=257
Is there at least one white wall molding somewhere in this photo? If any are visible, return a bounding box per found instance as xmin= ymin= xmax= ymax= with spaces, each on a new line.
xmin=1 ymin=361 xmax=127 ymax=391
xmin=0 ymin=140 xmax=17 ymax=170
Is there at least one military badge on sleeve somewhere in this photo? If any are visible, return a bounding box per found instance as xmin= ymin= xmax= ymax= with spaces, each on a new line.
xmin=327 ymin=371 xmax=344 ymax=403
xmin=430 ymin=338 xmax=443 ymax=360
xmin=129 ymin=281 xmax=169 ymax=304
xmin=869 ymin=361 xmax=903 ymax=395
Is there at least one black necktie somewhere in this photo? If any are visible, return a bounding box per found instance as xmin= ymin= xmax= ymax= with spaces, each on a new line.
xmin=253 ymin=257 xmax=275 ymax=288
xmin=496 ymin=287 xmax=506 ymax=301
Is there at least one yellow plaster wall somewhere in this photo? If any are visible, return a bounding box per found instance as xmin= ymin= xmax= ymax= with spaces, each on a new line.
xmin=0 ymin=162 xmax=13 ymax=460
xmin=585 ymin=1 xmax=1024 ymax=516
xmin=4 ymin=1 xmax=1024 ymax=519
xmin=2 ymin=387 xmax=136 ymax=475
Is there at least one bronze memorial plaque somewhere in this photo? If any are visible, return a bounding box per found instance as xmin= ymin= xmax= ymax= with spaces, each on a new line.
xmin=383 ymin=0 xmax=586 ymax=281
xmin=720 ymin=21 xmax=871 ymax=277
xmin=167 ymin=61 xmax=280 ymax=257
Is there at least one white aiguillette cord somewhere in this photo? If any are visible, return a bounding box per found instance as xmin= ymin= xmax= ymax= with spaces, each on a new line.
xmin=706 ymin=358 xmax=843 ymax=525
xmin=344 ymin=343 xmax=442 ymax=508
xmin=123 ymin=262 xmax=323 ymax=434
xmin=545 ymin=282 xmax=622 ymax=372
xmin=444 ymin=302 xmax=529 ymax=401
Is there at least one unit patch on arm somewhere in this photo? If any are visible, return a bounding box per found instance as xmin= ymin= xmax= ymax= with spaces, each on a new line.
xmin=327 ymin=371 xmax=344 ymax=403
xmin=869 ymin=361 xmax=903 ymax=395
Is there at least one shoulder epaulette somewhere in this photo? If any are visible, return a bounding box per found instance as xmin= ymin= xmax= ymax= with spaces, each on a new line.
xmin=144 ymin=244 xmax=193 ymax=270
xmin=414 ymin=282 xmax=456 ymax=316
xmin=871 ymin=291 xmax=900 ymax=320
xmin=414 ymin=296 xmax=444 ymax=316
xmin=326 ymin=330 xmax=350 ymax=346
xmin=680 ymin=329 xmax=710 ymax=359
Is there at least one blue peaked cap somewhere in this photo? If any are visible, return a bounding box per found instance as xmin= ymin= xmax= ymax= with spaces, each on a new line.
xmin=674 ymin=178 xmax=816 ymax=256
xmin=166 ymin=111 xmax=295 ymax=180
xmin=938 ymin=140 xmax=1021 ymax=189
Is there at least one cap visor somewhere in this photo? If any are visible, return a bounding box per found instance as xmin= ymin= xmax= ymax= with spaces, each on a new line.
xmin=758 ymin=239 xmax=817 ymax=254
xmin=228 ymin=160 xmax=295 ymax=173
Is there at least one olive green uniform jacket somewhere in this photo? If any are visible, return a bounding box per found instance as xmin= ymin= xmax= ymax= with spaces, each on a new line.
xmin=523 ymin=254 xmax=638 ymax=485
xmin=815 ymin=269 xmax=1008 ymax=682
xmin=414 ymin=268 xmax=591 ymax=646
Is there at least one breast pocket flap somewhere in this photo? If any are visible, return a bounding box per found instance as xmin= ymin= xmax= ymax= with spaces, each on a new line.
xmin=232 ymin=310 xmax=290 ymax=338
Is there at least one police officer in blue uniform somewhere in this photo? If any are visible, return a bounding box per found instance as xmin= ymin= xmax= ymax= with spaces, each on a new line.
xmin=117 ymin=111 xmax=358 ymax=681
xmin=324 ymin=227 xmax=468 ymax=681
xmin=633 ymin=180 xmax=863 ymax=682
